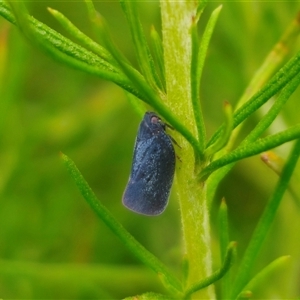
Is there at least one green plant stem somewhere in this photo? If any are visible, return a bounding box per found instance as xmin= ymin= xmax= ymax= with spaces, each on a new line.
xmin=61 ymin=153 xmax=182 ymax=295
xmin=231 ymin=138 xmax=300 ymax=298
xmin=161 ymin=2 xmax=214 ymax=299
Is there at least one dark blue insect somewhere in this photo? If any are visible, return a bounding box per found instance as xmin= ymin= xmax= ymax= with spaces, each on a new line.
xmin=122 ymin=112 xmax=176 ymax=216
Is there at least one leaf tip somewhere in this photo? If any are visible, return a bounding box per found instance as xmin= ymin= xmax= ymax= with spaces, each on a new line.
xmin=47 ymin=7 xmax=56 ymax=15
xmin=220 ymin=197 xmax=228 ymax=209
xmin=229 ymin=241 xmax=237 ymax=249
xmin=59 ymin=151 xmax=67 ymax=161
xmin=223 ymin=100 xmax=232 ymax=114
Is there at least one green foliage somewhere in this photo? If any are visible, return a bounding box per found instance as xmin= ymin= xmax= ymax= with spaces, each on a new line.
xmin=0 ymin=0 xmax=300 ymax=299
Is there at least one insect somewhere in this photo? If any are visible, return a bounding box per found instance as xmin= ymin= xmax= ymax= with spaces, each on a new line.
xmin=122 ymin=112 xmax=176 ymax=216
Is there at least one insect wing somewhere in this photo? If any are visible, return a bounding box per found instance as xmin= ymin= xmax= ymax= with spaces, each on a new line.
xmin=123 ymin=130 xmax=175 ymax=216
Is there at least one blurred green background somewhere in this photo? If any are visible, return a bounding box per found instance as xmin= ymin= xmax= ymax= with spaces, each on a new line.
xmin=0 ymin=1 xmax=300 ymax=299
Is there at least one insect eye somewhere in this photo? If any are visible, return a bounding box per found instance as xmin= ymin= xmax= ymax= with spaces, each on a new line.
xmin=151 ymin=116 xmax=159 ymax=124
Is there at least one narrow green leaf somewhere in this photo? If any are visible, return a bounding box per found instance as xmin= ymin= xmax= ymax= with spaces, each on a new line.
xmin=204 ymin=101 xmax=233 ymax=158
xmin=190 ymin=15 xmax=204 ymax=156
xmin=236 ymin=255 xmax=290 ymax=298
xmin=231 ymin=139 xmax=300 ymax=298
xmin=183 ymin=242 xmax=236 ymax=299
xmin=0 ymin=259 xmax=160 ymax=299
xmin=150 ymin=25 xmax=166 ymax=91
xmin=0 ymin=0 xmax=15 ymax=24
xmin=90 ymin=17 xmax=201 ymax=155
xmin=190 ymin=5 xmax=222 ymax=154
xmin=242 ymin=72 xmax=300 ymax=145
xmin=196 ymin=0 xmax=208 ymax=19
xmin=181 ymin=255 xmax=189 ymax=289
xmin=84 ymin=0 xmax=114 ymax=50
xmin=61 ymin=153 xmax=182 ymax=295
xmin=4 ymin=0 xmax=199 ymax=155
xmin=218 ymin=199 xmax=231 ymax=299
xmin=235 ymin=10 xmax=300 ymax=111
xmin=207 ymin=47 xmax=300 ymax=148
xmin=84 ymin=10 xmax=201 ymax=156
xmin=84 ymin=0 xmax=97 ymax=27
xmin=208 ymin=11 xmax=300 ymax=148
xmin=47 ymin=7 xmax=117 ymax=67
xmin=124 ymin=292 xmax=173 ymax=300
xmin=206 ymin=70 xmax=300 ymax=205
xmin=261 ymin=151 xmax=300 ymax=207
xmin=237 ymin=290 xmax=252 ymax=299
xmin=125 ymin=92 xmax=145 ymax=118
xmin=120 ymin=0 xmax=163 ymax=91
xmin=200 ymin=124 xmax=300 ymax=180
xmin=261 ymin=151 xmax=285 ymax=175
xmin=206 ymin=166 xmax=231 ymax=208
xmin=1 ymin=1 xmax=142 ymax=99
xmin=205 ymin=14 xmax=300 ymax=208
xmin=203 ymin=72 xmax=300 ymax=180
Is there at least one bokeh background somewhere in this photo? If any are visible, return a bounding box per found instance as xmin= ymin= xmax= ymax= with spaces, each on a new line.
xmin=0 ymin=1 xmax=300 ymax=299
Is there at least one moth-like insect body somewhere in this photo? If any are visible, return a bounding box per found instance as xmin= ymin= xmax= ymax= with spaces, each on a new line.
xmin=122 ymin=112 xmax=175 ymax=216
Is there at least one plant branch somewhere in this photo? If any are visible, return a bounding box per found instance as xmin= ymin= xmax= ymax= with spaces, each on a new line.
xmin=200 ymin=124 xmax=300 ymax=180
xmin=208 ymin=46 xmax=300 ymax=149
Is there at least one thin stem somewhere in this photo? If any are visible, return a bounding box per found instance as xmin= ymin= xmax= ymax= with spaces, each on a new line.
xmin=161 ymin=2 xmax=214 ymax=299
